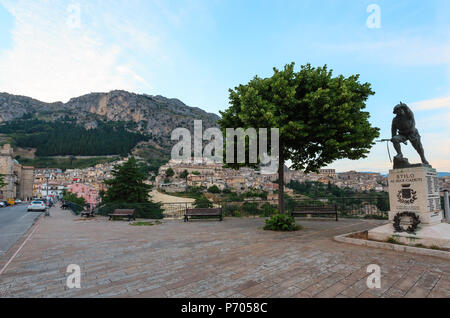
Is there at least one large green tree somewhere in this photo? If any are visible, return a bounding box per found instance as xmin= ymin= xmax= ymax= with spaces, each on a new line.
xmin=102 ymin=157 xmax=152 ymax=203
xmin=219 ymin=63 xmax=380 ymax=214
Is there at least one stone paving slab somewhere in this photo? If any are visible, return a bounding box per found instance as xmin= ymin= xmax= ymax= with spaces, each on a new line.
xmin=0 ymin=207 xmax=448 ymax=298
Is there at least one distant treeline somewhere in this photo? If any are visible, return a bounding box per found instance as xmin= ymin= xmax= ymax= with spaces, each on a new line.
xmin=0 ymin=119 xmax=148 ymax=156
xmin=16 ymin=156 xmax=118 ymax=170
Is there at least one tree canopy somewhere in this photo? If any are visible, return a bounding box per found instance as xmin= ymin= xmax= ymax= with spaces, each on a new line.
xmin=219 ymin=63 xmax=380 ymax=213
xmin=165 ymin=168 xmax=175 ymax=178
xmin=179 ymin=170 xmax=189 ymax=180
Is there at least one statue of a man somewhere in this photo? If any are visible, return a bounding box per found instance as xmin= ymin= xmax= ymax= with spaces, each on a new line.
xmin=391 ymin=102 xmax=429 ymax=165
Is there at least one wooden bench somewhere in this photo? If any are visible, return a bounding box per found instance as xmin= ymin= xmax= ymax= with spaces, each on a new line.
xmin=184 ymin=208 xmax=223 ymax=222
xmin=292 ymin=205 xmax=338 ymax=221
xmin=109 ymin=209 xmax=136 ymax=221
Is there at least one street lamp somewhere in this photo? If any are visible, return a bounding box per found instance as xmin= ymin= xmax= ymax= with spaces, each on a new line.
xmin=45 ymin=170 xmax=50 ymax=200
xmin=45 ymin=170 xmax=50 ymax=216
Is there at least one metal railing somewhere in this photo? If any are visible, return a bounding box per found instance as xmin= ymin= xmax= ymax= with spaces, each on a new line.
xmin=62 ymin=195 xmax=390 ymax=220
xmin=219 ymin=196 xmax=389 ymax=219
xmin=160 ymin=202 xmax=194 ymax=219
xmin=297 ymin=197 xmax=389 ymax=219
xmin=150 ymin=196 xmax=390 ymax=220
xmin=61 ymin=201 xmax=84 ymax=215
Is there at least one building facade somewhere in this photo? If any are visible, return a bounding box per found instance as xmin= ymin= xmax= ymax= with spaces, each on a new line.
xmin=67 ymin=183 xmax=101 ymax=209
xmin=0 ymin=144 xmax=34 ymax=201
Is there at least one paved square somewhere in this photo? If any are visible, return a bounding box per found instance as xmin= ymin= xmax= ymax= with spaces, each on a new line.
xmin=0 ymin=207 xmax=448 ymax=298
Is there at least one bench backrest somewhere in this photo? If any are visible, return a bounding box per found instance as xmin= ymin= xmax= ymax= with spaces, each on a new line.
xmin=112 ymin=209 xmax=135 ymax=215
xmin=186 ymin=208 xmax=222 ymax=216
xmin=293 ymin=205 xmax=336 ymax=212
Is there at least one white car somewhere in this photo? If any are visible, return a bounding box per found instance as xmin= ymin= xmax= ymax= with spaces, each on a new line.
xmin=0 ymin=202 xmax=5 ymax=208
xmin=27 ymin=201 xmax=47 ymax=212
xmin=15 ymin=200 xmax=22 ymax=204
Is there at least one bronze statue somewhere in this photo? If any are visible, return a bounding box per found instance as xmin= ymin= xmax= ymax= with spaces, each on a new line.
xmin=390 ymin=102 xmax=429 ymax=167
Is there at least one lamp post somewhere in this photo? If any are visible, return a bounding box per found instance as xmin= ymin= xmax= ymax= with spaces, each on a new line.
xmin=45 ymin=171 xmax=50 ymax=201
xmin=444 ymin=190 xmax=450 ymax=222
xmin=45 ymin=170 xmax=50 ymax=216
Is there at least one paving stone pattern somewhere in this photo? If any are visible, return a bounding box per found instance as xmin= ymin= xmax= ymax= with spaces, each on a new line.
xmin=0 ymin=207 xmax=448 ymax=298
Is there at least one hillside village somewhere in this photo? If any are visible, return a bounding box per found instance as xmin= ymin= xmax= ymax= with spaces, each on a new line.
xmin=156 ymin=160 xmax=389 ymax=193
xmin=12 ymin=152 xmax=448 ymax=208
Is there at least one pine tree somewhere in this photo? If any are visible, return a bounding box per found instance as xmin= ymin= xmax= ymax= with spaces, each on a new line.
xmin=102 ymin=157 xmax=152 ymax=203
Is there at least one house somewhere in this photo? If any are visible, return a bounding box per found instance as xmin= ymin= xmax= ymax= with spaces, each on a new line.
xmin=67 ymin=183 xmax=101 ymax=209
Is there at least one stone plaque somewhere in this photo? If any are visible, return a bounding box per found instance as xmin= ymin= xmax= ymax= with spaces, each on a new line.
xmin=388 ymin=166 xmax=442 ymax=225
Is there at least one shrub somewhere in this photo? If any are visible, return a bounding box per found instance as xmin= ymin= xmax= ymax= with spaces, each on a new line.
xmin=386 ymin=236 xmax=400 ymax=244
xmin=223 ymin=204 xmax=240 ymax=217
xmin=194 ymin=197 xmax=213 ymax=208
xmin=264 ymin=214 xmax=302 ymax=232
xmin=208 ymin=185 xmax=221 ymax=194
xmin=165 ymin=168 xmax=175 ymax=178
xmin=63 ymin=191 xmax=86 ymax=207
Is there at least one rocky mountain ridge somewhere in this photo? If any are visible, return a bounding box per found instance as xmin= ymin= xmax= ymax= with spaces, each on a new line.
xmin=0 ymin=90 xmax=220 ymax=149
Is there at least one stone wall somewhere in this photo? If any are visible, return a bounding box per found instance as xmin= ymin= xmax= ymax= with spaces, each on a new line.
xmin=17 ymin=166 xmax=34 ymax=200
xmin=0 ymin=144 xmax=34 ymax=200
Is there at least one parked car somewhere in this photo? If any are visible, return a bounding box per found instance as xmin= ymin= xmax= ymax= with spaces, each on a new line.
xmin=0 ymin=202 xmax=6 ymax=208
xmin=27 ymin=201 xmax=47 ymax=212
xmin=15 ymin=199 xmax=22 ymax=204
xmin=1 ymin=201 xmax=9 ymax=207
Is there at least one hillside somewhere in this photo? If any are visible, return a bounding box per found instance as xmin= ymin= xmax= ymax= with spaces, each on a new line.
xmin=0 ymin=90 xmax=219 ymax=144
xmin=0 ymin=119 xmax=147 ymax=156
xmin=0 ymin=90 xmax=219 ymax=169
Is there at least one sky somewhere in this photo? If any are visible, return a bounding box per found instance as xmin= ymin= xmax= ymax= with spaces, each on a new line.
xmin=0 ymin=0 xmax=449 ymax=173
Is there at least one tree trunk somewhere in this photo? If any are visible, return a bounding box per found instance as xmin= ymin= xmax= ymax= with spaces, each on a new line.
xmin=278 ymin=149 xmax=285 ymax=214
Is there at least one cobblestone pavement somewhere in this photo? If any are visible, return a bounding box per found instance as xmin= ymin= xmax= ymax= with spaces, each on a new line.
xmin=0 ymin=207 xmax=448 ymax=298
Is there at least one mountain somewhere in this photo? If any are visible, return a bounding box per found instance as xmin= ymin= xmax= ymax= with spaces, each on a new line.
xmin=0 ymin=90 xmax=220 ymax=168
xmin=0 ymin=90 xmax=219 ymax=137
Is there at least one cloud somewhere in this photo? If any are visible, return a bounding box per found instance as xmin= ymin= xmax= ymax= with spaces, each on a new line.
xmin=0 ymin=0 xmax=155 ymax=102
xmin=411 ymin=96 xmax=450 ymax=111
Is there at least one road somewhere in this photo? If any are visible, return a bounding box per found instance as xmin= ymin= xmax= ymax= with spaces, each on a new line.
xmin=0 ymin=204 xmax=42 ymax=258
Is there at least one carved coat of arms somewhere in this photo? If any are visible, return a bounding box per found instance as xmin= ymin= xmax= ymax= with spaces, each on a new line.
xmin=397 ymin=184 xmax=417 ymax=204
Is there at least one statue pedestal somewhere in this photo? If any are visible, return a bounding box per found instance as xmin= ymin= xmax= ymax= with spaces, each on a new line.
xmin=387 ymin=166 xmax=442 ymax=225
xmin=368 ymin=166 xmax=450 ymax=249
